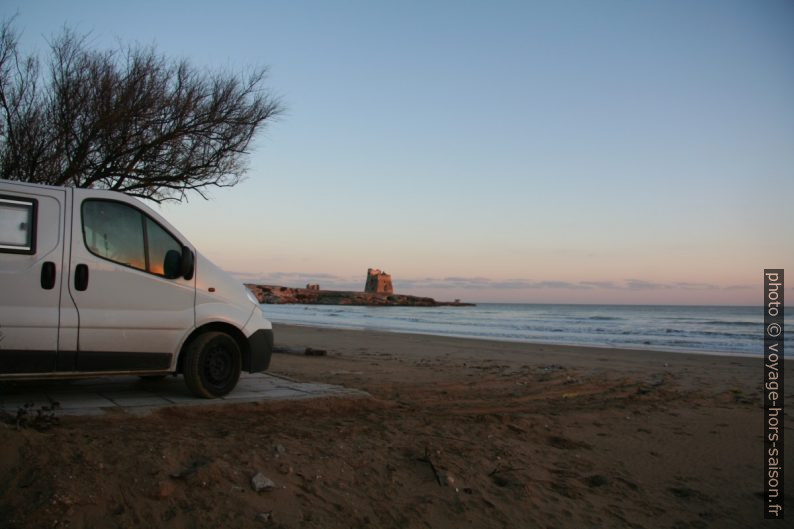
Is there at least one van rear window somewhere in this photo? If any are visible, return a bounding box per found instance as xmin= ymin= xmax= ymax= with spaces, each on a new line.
xmin=0 ymin=196 xmax=36 ymax=254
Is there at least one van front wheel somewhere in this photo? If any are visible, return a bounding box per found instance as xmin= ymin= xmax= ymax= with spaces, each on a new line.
xmin=183 ymin=332 xmax=242 ymax=398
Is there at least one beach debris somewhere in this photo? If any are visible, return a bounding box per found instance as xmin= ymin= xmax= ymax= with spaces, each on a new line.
xmin=11 ymin=402 xmax=60 ymax=431
xmin=636 ymin=373 xmax=667 ymax=395
xmin=273 ymin=443 xmax=287 ymax=454
xmin=617 ymin=477 xmax=640 ymax=491
xmin=489 ymin=466 xmax=525 ymax=488
xmin=507 ymin=423 xmax=526 ymax=434
xmin=668 ymin=486 xmax=703 ymax=500
xmin=417 ymin=447 xmax=456 ymax=486
xmin=170 ymin=457 xmax=211 ymax=479
xmin=489 ymin=465 xmax=526 ymax=476
xmin=256 ymin=512 xmax=273 ymax=523
xmin=584 ymin=474 xmax=609 ymax=488
xmin=251 ymin=472 xmax=276 ymax=492
xmin=272 ymin=345 xmax=303 ymax=354
xmin=437 ymin=470 xmax=456 ymax=487
xmin=272 ymin=345 xmax=327 ymax=356
xmin=491 ymin=474 xmax=512 ymax=488
xmin=154 ymin=480 xmax=176 ymax=499
xmin=547 ymin=435 xmax=592 ymax=450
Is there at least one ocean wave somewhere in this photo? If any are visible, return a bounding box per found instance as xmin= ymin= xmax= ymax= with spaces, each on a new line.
xmin=260 ymin=303 xmax=789 ymax=356
xmin=700 ymin=330 xmax=756 ymax=339
xmin=702 ymin=320 xmax=758 ymax=326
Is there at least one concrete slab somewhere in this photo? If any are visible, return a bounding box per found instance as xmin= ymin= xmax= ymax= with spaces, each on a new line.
xmin=229 ymin=387 xmax=309 ymax=400
xmin=99 ymin=391 xmax=173 ymax=407
xmin=47 ymin=392 xmax=117 ymax=410
xmin=0 ymin=373 xmax=368 ymax=417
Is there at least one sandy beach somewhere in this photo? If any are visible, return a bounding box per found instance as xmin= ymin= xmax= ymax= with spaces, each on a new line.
xmin=1 ymin=323 xmax=791 ymax=528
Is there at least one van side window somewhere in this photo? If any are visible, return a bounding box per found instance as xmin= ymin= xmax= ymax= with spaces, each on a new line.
xmin=82 ymin=200 xmax=182 ymax=277
xmin=145 ymin=218 xmax=182 ymax=276
xmin=83 ymin=201 xmax=146 ymax=270
xmin=0 ymin=196 xmax=37 ymax=254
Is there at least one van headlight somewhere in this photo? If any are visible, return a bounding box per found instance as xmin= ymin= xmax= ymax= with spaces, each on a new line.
xmin=245 ymin=288 xmax=260 ymax=306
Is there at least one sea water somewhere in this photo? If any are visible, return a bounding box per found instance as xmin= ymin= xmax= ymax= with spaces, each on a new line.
xmin=260 ymin=303 xmax=791 ymax=357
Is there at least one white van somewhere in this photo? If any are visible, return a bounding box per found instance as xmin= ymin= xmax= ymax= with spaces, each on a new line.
xmin=0 ymin=179 xmax=273 ymax=398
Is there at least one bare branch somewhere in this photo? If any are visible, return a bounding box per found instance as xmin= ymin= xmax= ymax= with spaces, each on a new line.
xmin=0 ymin=18 xmax=282 ymax=200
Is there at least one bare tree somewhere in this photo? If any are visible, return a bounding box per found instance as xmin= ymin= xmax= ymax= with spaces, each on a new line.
xmin=0 ymin=19 xmax=281 ymax=202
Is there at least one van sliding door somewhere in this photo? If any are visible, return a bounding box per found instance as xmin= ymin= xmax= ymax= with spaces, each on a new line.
xmin=0 ymin=186 xmax=68 ymax=374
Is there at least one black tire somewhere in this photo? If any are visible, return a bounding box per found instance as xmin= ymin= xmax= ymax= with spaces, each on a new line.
xmin=183 ymin=332 xmax=242 ymax=398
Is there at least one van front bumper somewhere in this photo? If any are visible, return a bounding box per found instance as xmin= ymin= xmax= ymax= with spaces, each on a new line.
xmin=247 ymin=328 xmax=274 ymax=372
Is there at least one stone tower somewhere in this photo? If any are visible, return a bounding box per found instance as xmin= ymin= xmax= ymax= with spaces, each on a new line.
xmin=364 ymin=268 xmax=394 ymax=294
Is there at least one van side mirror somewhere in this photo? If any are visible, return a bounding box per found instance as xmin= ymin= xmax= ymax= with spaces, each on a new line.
xmin=163 ymin=249 xmax=182 ymax=279
xmin=180 ymin=246 xmax=195 ymax=280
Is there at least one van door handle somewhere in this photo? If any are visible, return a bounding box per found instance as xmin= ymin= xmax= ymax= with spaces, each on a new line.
xmin=74 ymin=264 xmax=89 ymax=291
xmin=41 ymin=261 xmax=56 ymax=290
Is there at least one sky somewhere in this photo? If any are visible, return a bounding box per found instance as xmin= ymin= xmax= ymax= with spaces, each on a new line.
xmin=5 ymin=0 xmax=793 ymax=304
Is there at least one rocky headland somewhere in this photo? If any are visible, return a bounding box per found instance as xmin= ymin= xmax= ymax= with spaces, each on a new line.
xmin=245 ymin=284 xmax=475 ymax=307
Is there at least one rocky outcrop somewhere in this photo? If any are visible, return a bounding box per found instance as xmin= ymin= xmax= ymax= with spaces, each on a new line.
xmin=245 ymin=284 xmax=474 ymax=307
